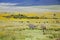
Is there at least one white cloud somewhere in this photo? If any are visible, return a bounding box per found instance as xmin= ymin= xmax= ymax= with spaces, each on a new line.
xmin=0 ymin=5 xmax=60 ymax=12
xmin=0 ymin=3 xmax=18 ymax=6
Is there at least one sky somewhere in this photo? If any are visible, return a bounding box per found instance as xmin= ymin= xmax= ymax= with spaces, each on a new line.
xmin=0 ymin=0 xmax=60 ymax=6
xmin=0 ymin=0 xmax=60 ymax=12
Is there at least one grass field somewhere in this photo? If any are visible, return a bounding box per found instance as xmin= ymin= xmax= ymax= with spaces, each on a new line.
xmin=0 ymin=12 xmax=60 ymax=40
xmin=0 ymin=28 xmax=60 ymax=40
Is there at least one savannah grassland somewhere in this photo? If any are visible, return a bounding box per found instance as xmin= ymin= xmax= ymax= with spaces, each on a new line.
xmin=0 ymin=12 xmax=60 ymax=40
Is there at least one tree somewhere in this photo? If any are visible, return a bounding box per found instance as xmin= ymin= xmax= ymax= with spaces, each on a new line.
xmin=53 ymin=14 xmax=56 ymax=16
xmin=26 ymin=21 xmax=30 ymax=23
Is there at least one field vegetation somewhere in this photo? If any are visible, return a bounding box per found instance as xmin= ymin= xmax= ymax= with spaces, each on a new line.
xmin=0 ymin=12 xmax=60 ymax=40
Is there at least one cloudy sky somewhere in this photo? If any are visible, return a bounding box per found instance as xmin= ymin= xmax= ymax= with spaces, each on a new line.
xmin=0 ymin=0 xmax=60 ymax=12
xmin=0 ymin=0 xmax=60 ymax=6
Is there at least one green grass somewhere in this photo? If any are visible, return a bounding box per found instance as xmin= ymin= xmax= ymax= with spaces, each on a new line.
xmin=0 ymin=29 xmax=60 ymax=40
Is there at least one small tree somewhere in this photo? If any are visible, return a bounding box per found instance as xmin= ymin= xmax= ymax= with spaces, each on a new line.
xmin=26 ymin=21 xmax=30 ymax=23
xmin=53 ymin=14 xmax=56 ymax=16
xmin=56 ymin=20 xmax=60 ymax=23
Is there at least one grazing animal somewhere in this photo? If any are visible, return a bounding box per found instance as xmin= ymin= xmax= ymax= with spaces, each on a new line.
xmin=56 ymin=38 xmax=60 ymax=40
xmin=41 ymin=23 xmax=46 ymax=34
xmin=28 ymin=24 xmax=36 ymax=29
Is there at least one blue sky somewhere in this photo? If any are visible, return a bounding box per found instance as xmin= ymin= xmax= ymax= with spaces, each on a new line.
xmin=0 ymin=0 xmax=60 ymax=6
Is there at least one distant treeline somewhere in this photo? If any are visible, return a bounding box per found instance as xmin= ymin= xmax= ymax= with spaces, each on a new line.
xmin=3 ymin=14 xmax=39 ymax=19
xmin=3 ymin=14 xmax=60 ymax=19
